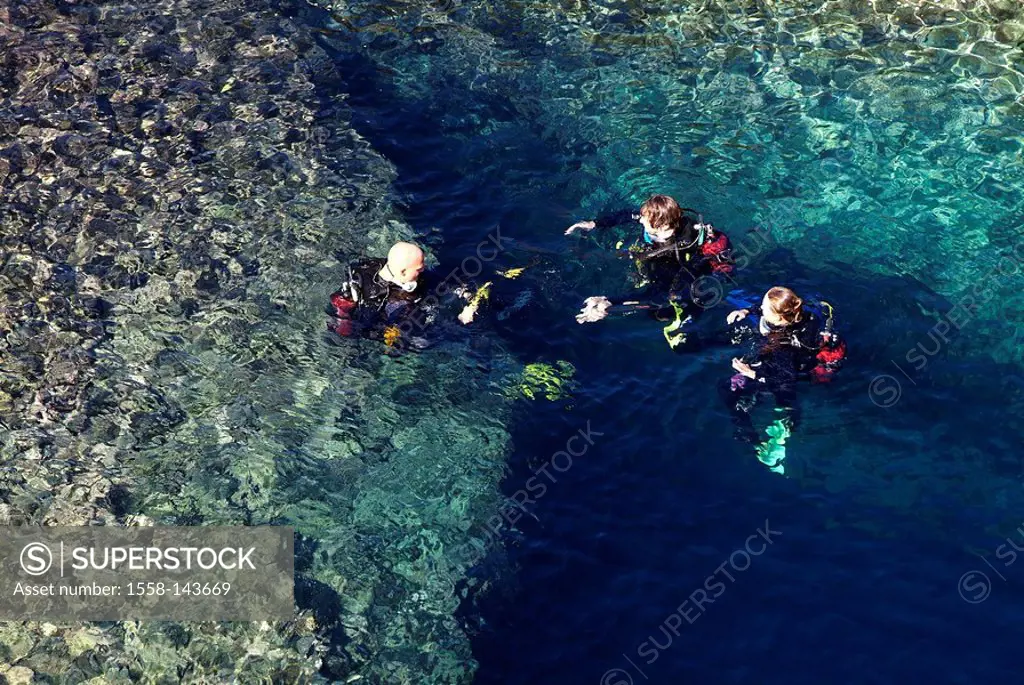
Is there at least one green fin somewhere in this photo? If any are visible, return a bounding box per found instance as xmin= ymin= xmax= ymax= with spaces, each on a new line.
xmin=755 ymin=417 xmax=791 ymax=474
xmin=662 ymin=301 xmax=692 ymax=349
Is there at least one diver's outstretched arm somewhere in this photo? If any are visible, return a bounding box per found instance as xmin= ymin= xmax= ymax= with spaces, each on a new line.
xmin=565 ymin=208 xmax=637 ymax=235
xmin=574 ymin=288 xmax=671 ymax=323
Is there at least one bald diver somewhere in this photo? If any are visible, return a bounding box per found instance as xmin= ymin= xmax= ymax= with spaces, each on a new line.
xmin=328 ymin=241 xmax=524 ymax=351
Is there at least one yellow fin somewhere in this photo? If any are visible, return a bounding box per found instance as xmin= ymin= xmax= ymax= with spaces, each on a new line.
xmin=468 ymin=282 xmax=493 ymax=308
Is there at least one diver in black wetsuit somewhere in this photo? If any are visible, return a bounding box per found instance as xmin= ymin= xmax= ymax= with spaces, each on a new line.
xmin=328 ymin=241 xmax=485 ymax=351
xmin=564 ymin=194 xmax=734 ymax=348
xmin=722 ymin=286 xmax=847 ymax=473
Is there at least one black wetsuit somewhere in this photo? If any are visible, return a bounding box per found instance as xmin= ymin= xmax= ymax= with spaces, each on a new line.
xmin=585 ymin=208 xmax=734 ymax=349
xmin=328 ymin=258 xmax=510 ymax=350
xmin=589 ymin=208 xmax=734 ymax=313
xmin=738 ymin=310 xmax=825 ymax=373
xmin=328 ymin=258 xmax=446 ymax=349
xmin=721 ymin=309 xmax=825 ymax=441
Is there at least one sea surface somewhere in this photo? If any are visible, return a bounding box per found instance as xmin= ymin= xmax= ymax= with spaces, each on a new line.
xmin=307 ymin=2 xmax=1024 ymax=684
xmin=3 ymin=0 xmax=1024 ymax=682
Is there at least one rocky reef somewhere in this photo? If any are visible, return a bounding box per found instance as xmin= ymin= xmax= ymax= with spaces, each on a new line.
xmin=0 ymin=0 xmax=514 ymax=681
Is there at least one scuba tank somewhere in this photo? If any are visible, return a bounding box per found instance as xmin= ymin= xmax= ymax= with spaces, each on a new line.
xmin=330 ymin=265 xmax=360 ymax=314
xmin=805 ymin=299 xmax=846 ymax=382
xmin=328 ymin=264 xmax=362 ymax=336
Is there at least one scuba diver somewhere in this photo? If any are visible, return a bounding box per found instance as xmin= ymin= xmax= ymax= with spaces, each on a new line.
xmin=328 ymin=241 xmax=527 ymax=352
xmin=328 ymin=241 xmax=488 ymax=351
xmin=722 ymin=286 xmax=847 ymax=473
xmin=564 ymin=194 xmax=734 ymax=349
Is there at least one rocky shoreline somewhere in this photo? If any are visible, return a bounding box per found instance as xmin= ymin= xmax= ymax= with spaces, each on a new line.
xmin=1 ymin=0 xmax=512 ymax=681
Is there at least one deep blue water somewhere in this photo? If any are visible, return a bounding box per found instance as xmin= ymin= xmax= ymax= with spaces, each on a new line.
xmin=304 ymin=6 xmax=1024 ymax=683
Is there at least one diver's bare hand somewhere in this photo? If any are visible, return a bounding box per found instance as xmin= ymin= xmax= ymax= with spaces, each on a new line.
xmin=727 ymin=309 xmax=749 ymax=325
xmin=458 ymin=305 xmax=477 ymax=325
xmin=565 ymin=220 xmax=596 ymax=235
xmin=576 ymin=296 xmax=612 ymax=323
xmin=732 ymin=357 xmax=756 ymax=379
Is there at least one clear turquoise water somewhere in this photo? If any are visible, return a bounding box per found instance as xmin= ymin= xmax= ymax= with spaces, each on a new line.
xmin=307 ymin=1 xmax=1024 ymax=682
xmin=5 ymin=0 xmax=1024 ymax=681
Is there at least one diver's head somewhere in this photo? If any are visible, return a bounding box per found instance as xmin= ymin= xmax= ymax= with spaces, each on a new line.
xmin=383 ymin=242 xmax=425 ymax=291
xmin=639 ymin=194 xmax=681 ymax=243
xmin=762 ymin=286 xmax=804 ymax=327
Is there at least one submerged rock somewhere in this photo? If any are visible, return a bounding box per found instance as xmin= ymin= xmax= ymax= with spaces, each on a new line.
xmin=1 ymin=0 xmax=511 ymax=681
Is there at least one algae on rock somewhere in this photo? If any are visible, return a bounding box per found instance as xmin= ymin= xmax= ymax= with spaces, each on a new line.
xmin=0 ymin=0 xmax=515 ymax=681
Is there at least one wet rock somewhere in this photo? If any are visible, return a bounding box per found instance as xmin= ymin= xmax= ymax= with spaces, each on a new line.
xmin=995 ymin=21 xmax=1024 ymax=45
xmin=53 ymin=134 xmax=88 ymax=159
xmin=0 ymin=0 xmax=487 ymax=680
xmin=257 ymin=101 xmax=281 ymax=118
xmin=3 ymin=666 xmax=34 ymax=685
xmin=46 ymin=263 xmax=76 ymax=293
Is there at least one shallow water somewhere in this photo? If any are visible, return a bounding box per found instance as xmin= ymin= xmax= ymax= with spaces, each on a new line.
xmin=5 ymin=0 xmax=1024 ymax=682
xmin=1 ymin=0 xmax=516 ymax=680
